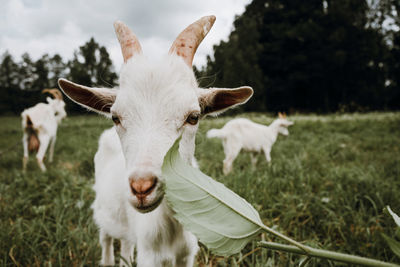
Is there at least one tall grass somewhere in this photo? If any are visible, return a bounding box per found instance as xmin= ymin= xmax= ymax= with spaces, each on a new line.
xmin=0 ymin=113 xmax=399 ymax=266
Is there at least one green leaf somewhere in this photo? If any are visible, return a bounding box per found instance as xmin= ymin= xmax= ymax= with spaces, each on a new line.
xmin=162 ymin=140 xmax=263 ymax=256
xmin=162 ymin=139 xmax=307 ymax=256
xmin=382 ymin=234 xmax=400 ymax=258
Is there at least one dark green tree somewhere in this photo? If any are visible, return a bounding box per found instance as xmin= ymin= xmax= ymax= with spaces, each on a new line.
xmin=370 ymin=0 xmax=400 ymax=108
xmin=386 ymin=32 xmax=400 ymax=108
xmin=18 ymin=54 xmax=50 ymax=112
xmin=32 ymin=54 xmax=50 ymax=90
xmin=18 ymin=53 xmax=35 ymax=91
xmin=0 ymin=52 xmax=20 ymax=114
xmin=68 ymin=37 xmax=117 ymax=88
xmin=0 ymin=38 xmax=117 ymax=114
xmin=48 ymin=54 xmax=67 ymax=88
xmin=66 ymin=38 xmax=117 ymax=113
xmin=201 ymin=9 xmax=264 ymax=112
xmin=202 ymin=0 xmax=393 ymax=112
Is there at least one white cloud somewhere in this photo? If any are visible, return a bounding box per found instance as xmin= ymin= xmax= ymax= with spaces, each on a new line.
xmin=0 ymin=0 xmax=251 ymax=71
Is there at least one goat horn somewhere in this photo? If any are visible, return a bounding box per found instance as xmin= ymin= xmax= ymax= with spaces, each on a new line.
xmin=42 ymin=88 xmax=63 ymax=100
xmin=114 ymin=21 xmax=142 ymax=63
xmin=169 ymin=15 xmax=216 ymax=67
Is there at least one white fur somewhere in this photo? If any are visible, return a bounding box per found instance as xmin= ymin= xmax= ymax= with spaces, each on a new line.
xmin=21 ymin=97 xmax=66 ymax=171
xmin=59 ymin=20 xmax=252 ymax=266
xmin=90 ymin=56 xmax=238 ymax=267
xmin=207 ymin=117 xmax=294 ymax=175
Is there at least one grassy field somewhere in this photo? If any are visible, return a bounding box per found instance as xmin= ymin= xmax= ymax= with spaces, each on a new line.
xmin=0 ymin=112 xmax=399 ymax=266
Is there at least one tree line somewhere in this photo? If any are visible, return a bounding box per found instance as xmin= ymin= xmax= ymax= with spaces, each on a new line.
xmin=1 ymin=0 xmax=399 ymax=115
xmin=0 ymin=38 xmax=117 ymax=114
xmin=197 ymin=0 xmax=400 ymax=113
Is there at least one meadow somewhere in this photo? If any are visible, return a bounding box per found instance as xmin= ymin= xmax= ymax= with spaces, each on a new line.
xmin=0 ymin=112 xmax=399 ymax=266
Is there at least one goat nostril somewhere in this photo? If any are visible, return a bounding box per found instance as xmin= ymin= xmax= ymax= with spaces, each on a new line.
xmin=130 ymin=177 xmax=157 ymax=197
xmin=130 ymin=182 xmax=138 ymax=195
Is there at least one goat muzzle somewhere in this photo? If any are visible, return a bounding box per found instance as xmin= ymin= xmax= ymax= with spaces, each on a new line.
xmin=130 ymin=176 xmax=158 ymax=200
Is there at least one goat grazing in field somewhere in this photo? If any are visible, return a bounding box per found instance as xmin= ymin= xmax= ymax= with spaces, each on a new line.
xmin=207 ymin=112 xmax=293 ymax=175
xmin=21 ymin=89 xmax=67 ymax=171
xmin=58 ymin=16 xmax=253 ymax=267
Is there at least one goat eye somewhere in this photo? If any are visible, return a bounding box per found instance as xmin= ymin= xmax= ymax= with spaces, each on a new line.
xmin=112 ymin=115 xmax=120 ymax=125
xmin=186 ymin=113 xmax=200 ymax=125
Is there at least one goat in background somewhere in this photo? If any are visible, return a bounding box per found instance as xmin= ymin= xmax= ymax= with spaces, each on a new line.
xmin=207 ymin=112 xmax=294 ymax=175
xmin=21 ymin=89 xmax=67 ymax=171
xmin=58 ymin=16 xmax=253 ymax=266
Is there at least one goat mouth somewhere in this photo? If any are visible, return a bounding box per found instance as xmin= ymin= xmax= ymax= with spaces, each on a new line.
xmin=134 ymin=194 xmax=164 ymax=213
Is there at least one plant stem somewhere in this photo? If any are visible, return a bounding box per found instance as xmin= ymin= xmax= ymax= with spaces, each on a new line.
xmin=260 ymin=225 xmax=310 ymax=253
xmin=258 ymin=241 xmax=400 ymax=267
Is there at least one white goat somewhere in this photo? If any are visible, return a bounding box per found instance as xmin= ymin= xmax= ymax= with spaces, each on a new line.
xmin=58 ymin=16 xmax=253 ymax=267
xmin=21 ymin=89 xmax=67 ymax=171
xmin=207 ymin=112 xmax=293 ymax=175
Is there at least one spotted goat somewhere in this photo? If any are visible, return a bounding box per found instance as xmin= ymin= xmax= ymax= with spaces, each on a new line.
xmin=21 ymin=89 xmax=66 ymax=171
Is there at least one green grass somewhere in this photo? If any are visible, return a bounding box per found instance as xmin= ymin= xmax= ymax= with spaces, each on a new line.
xmin=0 ymin=112 xmax=399 ymax=266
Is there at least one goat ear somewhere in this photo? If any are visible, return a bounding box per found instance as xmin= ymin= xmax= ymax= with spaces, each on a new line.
xmin=46 ymin=97 xmax=53 ymax=104
xmin=199 ymin=86 xmax=253 ymax=115
xmin=279 ymin=120 xmax=294 ymax=127
xmin=58 ymin=78 xmax=116 ymax=114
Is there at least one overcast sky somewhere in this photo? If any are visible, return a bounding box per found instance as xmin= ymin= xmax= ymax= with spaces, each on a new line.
xmin=0 ymin=0 xmax=252 ymax=71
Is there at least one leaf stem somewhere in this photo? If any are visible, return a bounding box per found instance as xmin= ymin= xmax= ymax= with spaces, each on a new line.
xmin=258 ymin=241 xmax=400 ymax=267
xmin=260 ymin=224 xmax=310 ymax=253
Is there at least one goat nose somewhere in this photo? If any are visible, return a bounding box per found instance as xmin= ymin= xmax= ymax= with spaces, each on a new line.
xmin=130 ymin=176 xmax=158 ymax=198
